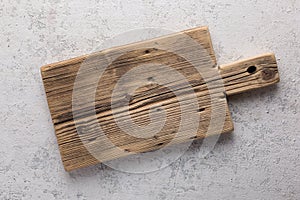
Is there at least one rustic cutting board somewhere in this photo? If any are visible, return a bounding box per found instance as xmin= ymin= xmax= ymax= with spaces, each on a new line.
xmin=41 ymin=27 xmax=279 ymax=171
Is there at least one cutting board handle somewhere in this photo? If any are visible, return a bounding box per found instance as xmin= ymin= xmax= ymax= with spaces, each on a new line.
xmin=219 ymin=53 xmax=280 ymax=96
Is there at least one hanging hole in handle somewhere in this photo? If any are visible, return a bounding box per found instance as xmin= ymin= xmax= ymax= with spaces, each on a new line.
xmin=247 ymin=65 xmax=257 ymax=74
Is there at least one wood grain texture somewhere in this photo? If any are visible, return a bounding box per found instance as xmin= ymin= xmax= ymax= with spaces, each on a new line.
xmin=41 ymin=27 xmax=279 ymax=171
xmin=219 ymin=53 xmax=279 ymax=96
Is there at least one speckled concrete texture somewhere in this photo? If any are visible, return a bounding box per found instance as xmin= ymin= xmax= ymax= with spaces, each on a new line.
xmin=0 ymin=0 xmax=299 ymax=199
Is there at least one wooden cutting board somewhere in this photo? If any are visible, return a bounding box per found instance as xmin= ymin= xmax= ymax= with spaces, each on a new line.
xmin=41 ymin=27 xmax=279 ymax=171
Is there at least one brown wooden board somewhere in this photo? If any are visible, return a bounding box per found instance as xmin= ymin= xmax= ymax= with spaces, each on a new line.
xmin=41 ymin=27 xmax=279 ymax=171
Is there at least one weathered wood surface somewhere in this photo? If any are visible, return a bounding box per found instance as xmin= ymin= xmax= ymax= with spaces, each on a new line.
xmin=41 ymin=27 xmax=279 ymax=171
xmin=219 ymin=53 xmax=279 ymax=96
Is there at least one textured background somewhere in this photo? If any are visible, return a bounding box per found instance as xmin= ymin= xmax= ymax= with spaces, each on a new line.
xmin=0 ymin=0 xmax=299 ymax=199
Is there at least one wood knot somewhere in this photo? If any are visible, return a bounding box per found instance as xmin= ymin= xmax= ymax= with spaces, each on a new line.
xmin=261 ymin=68 xmax=275 ymax=80
xmin=125 ymin=93 xmax=132 ymax=101
xmin=157 ymin=142 xmax=164 ymax=146
xmin=197 ymin=108 xmax=206 ymax=112
xmin=147 ymin=77 xmax=154 ymax=82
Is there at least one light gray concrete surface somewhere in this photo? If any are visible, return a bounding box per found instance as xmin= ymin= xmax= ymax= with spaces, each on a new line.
xmin=0 ymin=0 xmax=299 ymax=199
